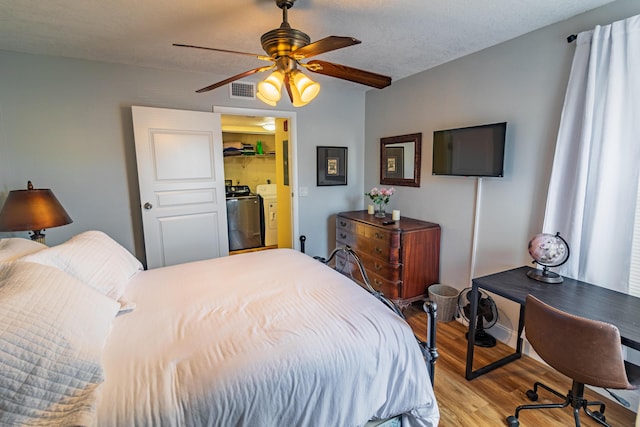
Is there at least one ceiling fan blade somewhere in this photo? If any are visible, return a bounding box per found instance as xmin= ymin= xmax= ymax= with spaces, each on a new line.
xmin=196 ymin=65 xmax=274 ymax=93
xmin=306 ymin=60 xmax=391 ymax=89
xmin=173 ymin=43 xmax=272 ymax=62
xmin=283 ymin=74 xmax=294 ymax=103
xmin=292 ymin=36 xmax=361 ymax=59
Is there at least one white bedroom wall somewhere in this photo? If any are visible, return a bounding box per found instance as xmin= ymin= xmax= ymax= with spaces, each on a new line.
xmin=0 ymin=50 xmax=366 ymax=262
xmin=365 ymin=0 xmax=640 ymax=341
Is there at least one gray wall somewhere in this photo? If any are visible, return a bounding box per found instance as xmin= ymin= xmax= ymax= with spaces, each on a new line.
xmin=1 ymin=0 xmax=638 ymax=327
xmin=0 ymin=51 xmax=366 ymax=260
xmin=365 ymin=0 xmax=640 ymax=343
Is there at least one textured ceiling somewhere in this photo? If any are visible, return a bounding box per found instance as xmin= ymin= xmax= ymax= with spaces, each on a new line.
xmin=0 ymin=0 xmax=615 ymax=91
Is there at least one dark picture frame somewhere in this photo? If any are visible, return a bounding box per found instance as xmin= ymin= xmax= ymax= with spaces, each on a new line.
xmin=384 ymin=146 xmax=404 ymax=179
xmin=317 ymin=146 xmax=347 ymax=186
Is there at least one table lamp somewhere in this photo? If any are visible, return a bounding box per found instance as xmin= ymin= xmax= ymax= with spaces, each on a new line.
xmin=0 ymin=180 xmax=72 ymax=244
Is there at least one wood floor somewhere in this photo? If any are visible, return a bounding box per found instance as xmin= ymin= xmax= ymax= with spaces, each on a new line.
xmin=404 ymin=304 xmax=637 ymax=427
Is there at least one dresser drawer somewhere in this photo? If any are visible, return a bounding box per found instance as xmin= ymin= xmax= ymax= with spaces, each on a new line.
xmin=367 ymin=270 xmax=401 ymax=299
xmin=356 ymin=250 xmax=401 ymax=282
xmin=360 ymin=225 xmax=399 ymax=248
xmin=336 ymin=227 xmax=352 ymax=243
xmin=354 ymin=235 xmax=399 ymax=263
xmin=337 ymin=217 xmax=400 ymax=248
xmin=336 ymin=216 xmax=357 ymax=234
xmin=334 ymin=250 xmax=401 ymax=283
xmin=336 ymin=231 xmax=400 ymax=264
xmin=335 ymin=253 xmax=400 ymax=299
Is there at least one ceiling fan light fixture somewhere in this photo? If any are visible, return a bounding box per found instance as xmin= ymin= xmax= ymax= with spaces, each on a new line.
xmin=289 ymin=81 xmax=307 ymax=107
xmin=256 ymin=91 xmax=278 ymax=106
xmin=292 ymin=71 xmax=320 ymax=104
xmin=257 ymin=71 xmax=284 ymax=103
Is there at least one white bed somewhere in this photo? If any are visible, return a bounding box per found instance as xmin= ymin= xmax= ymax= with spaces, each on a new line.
xmin=0 ymin=231 xmax=439 ymax=427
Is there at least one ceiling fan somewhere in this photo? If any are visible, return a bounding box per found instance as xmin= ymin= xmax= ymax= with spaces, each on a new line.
xmin=173 ymin=0 xmax=392 ymax=107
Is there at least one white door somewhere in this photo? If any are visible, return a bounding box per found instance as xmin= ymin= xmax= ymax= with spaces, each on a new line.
xmin=132 ymin=106 xmax=228 ymax=269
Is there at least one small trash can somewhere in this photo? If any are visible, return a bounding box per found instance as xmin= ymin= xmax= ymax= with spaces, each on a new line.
xmin=428 ymin=284 xmax=459 ymax=322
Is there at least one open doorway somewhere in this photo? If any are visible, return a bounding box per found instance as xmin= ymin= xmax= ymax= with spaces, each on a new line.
xmin=213 ymin=106 xmax=299 ymax=252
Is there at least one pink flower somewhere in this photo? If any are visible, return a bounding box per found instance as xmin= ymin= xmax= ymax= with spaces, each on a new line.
xmin=365 ymin=187 xmax=395 ymax=205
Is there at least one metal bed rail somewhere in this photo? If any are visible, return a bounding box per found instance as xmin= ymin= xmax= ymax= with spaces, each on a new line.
xmin=320 ymin=245 xmax=439 ymax=385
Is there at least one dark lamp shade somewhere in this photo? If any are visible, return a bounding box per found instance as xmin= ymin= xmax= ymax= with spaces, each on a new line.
xmin=0 ymin=188 xmax=73 ymax=232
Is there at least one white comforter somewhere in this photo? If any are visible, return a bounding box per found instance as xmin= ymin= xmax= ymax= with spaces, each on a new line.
xmin=97 ymin=249 xmax=439 ymax=427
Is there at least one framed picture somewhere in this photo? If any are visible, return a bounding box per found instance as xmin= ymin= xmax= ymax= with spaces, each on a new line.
xmin=317 ymin=146 xmax=347 ymax=186
xmin=385 ymin=146 xmax=404 ymax=179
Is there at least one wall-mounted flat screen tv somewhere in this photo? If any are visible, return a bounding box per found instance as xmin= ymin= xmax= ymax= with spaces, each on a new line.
xmin=432 ymin=122 xmax=506 ymax=177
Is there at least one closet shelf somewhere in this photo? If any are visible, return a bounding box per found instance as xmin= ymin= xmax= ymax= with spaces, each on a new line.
xmin=224 ymin=153 xmax=275 ymax=168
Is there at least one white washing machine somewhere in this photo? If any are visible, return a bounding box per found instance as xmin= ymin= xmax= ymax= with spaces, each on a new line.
xmin=256 ymin=184 xmax=278 ymax=246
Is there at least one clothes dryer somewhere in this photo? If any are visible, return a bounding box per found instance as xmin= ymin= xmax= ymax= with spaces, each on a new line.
xmin=256 ymin=184 xmax=278 ymax=247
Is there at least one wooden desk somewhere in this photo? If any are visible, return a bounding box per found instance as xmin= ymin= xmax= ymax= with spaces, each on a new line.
xmin=465 ymin=266 xmax=640 ymax=380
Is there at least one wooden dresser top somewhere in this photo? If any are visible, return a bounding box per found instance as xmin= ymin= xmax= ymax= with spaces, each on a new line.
xmin=337 ymin=210 xmax=439 ymax=232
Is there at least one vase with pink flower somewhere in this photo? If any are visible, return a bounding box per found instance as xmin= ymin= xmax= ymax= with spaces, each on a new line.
xmin=365 ymin=187 xmax=395 ymax=218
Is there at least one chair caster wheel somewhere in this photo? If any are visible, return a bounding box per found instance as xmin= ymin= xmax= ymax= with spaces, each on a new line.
xmin=592 ymin=411 xmax=606 ymax=422
xmin=526 ymin=389 xmax=538 ymax=401
xmin=506 ymin=415 xmax=520 ymax=426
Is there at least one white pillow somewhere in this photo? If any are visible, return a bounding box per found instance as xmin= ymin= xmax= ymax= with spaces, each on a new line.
xmin=0 ymin=261 xmax=119 ymax=425
xmin=0 ymin=237 xmax=47 ymax=262
xmin=21 ymin=230 xmax=143 ymax=302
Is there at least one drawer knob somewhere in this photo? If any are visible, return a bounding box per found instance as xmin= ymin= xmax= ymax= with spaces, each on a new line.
xmin=339 ymin=232 xmax=347 ymax=239
xmin=373 ymin=279 xmax=382 ymax=287
xmin=374 ymin=263 xmax=382 ymax=271
xmin=375 ymin=232 xmax=384 ymax=239
xmin=375 ymin=247 xmax=383 ymax=254
xmin=339 ymin=220 xmax=347 ymax=227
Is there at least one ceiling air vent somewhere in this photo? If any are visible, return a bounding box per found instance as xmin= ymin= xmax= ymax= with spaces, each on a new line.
xmin=229 ymin=82 xmax=256 ymax=99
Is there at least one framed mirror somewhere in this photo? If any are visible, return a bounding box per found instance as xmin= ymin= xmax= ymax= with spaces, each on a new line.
xmin=380 ymin=133 xmax=422 ymax=187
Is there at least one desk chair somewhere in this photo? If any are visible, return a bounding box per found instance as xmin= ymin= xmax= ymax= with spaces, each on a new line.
xmin=506 ymin=294 xmax=639 ymax=427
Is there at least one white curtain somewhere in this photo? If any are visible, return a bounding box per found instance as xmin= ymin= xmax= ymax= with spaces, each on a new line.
xmin=543 ymin=14 xmax=640 ymax=293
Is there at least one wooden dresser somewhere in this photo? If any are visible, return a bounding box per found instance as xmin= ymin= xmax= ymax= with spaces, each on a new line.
xmin=335 ymin=210 xmax=440 ymax=305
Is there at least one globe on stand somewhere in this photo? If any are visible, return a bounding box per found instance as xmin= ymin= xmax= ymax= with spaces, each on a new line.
xmin=526 ymin=232 xmax=570 ymax=284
